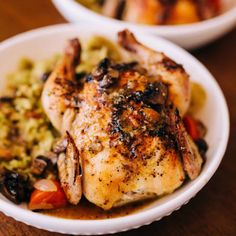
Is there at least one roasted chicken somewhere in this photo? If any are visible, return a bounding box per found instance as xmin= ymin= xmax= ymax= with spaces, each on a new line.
xmin=42 ymin=30 xmax=203 ymax=210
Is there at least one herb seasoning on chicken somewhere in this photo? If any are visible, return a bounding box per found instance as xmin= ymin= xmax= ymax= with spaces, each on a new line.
xmin=42 ymin=30 xmax=204 ymax=210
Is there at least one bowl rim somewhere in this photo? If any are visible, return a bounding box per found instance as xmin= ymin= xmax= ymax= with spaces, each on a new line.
xmin=0 ymin=23 xmax=230 ymax=235
xmin=55 ymin=0 xmax=236 ymax=35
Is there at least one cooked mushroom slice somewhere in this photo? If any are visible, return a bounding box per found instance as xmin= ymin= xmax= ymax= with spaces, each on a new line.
xmin=57 ymin=132 xmax=82 ymax=205
xmin=31 ymin=153 xmax=58 ymax=176
xmin=31 ymin=157 xmax=48 ymax=176
xmin=53 ymin=137 xmax=68 ymax=154
xmin=43 ymin=152 xmax=58 ymax=165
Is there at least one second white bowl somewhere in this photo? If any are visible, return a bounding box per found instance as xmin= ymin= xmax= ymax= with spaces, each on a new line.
xmin=52 ymin=0 xmax=236 ymax=49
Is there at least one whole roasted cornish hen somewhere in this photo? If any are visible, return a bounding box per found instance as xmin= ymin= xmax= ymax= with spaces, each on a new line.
xmin=42 ymin=30 xmax=203 ymax=210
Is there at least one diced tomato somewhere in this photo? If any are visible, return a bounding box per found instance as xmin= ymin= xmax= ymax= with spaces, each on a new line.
xmin=183 ymin=116 xmax=200 ymax=141
xmin=29 ymin=180 xmax=67 ymax=210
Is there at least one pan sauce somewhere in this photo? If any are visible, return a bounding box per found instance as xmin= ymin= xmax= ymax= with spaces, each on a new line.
xmin=43 ymin=197 xmax=155 ymax=220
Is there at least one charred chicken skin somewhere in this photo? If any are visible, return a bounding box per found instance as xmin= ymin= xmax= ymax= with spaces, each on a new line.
xmin=42 ymin=30 xmax=203 ymax=210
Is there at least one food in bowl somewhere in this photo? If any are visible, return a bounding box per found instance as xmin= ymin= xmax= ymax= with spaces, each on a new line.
xmin=77 ymin=0 xmax=221 ymax=25
xmin=0 ymin=30 xmax=208 ymax=218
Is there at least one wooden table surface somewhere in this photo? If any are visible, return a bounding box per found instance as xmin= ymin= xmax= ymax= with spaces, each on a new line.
xmin=0 ymin=1 xmax=235 ymax=235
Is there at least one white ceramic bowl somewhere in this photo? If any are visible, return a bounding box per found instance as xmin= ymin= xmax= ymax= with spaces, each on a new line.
xmin=52 ymin=0 xmax=236 ymax=49
xmin=0 ymin=24 xmax=229 ymax=235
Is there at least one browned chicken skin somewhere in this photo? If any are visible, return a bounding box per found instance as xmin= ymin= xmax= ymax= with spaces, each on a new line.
xmin=42 ymin=39 xmax=82 ymax=204
xmin=42 ymin=30 xmax=203 ymax=209
xmin=42 ymin=38 xmax=81 ymax=132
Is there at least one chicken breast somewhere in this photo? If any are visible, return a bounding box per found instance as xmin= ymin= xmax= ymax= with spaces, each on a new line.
xmin=42 ymin=30 xmax=203 ymax=210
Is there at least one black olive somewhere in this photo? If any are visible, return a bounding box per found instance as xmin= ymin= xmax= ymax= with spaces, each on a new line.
xmin=0 ymin=170 xmax=32 ymax=204
xmin=195 ymin=138 xmax=208 ymax=157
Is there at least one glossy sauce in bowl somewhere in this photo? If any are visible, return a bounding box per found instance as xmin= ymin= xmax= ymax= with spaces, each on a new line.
xmin=43 ymin=198 xmax=155 ymax=219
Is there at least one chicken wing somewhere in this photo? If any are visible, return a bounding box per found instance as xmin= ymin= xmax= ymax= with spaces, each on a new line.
xmin=42 ymin=39 xmax=82 ymax=204
xmin=118 ymin=29 xmax=190 ymax=116
xmin=42 ymin=38 xmax=81 ymax=133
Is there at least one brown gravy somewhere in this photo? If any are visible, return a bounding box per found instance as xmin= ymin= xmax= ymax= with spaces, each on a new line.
xmin=43 ymin=197 xmax=155 ymax=220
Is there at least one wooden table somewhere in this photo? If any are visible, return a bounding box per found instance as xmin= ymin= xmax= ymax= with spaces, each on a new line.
xmin=0 ymin=1 xmax=235 ymax=235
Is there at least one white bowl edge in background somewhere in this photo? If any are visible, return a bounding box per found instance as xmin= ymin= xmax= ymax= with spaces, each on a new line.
xmin=52 ymin=0 xmax=236 ymax=49
xmin=0 ymin=24 xmax=230 ymax=235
